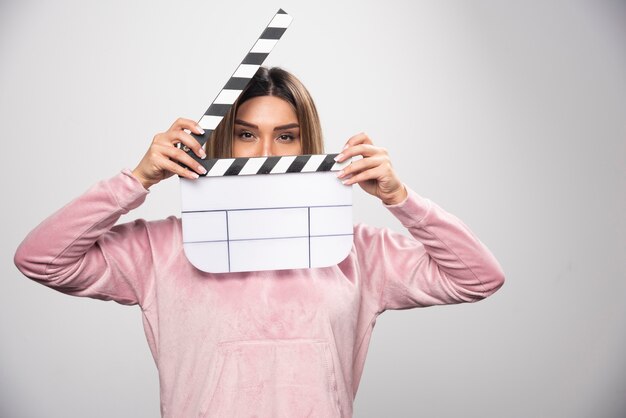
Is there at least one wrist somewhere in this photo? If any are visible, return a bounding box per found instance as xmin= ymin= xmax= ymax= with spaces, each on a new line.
xmin=382 ymin=185 xmax=408 ymax=206
xmin=131 ymin=168 xmax=154 ymax=190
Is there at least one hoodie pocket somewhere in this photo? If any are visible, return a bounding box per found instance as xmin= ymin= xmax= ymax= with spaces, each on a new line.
xmin=200 ymin=338 xmax=342 ymax=418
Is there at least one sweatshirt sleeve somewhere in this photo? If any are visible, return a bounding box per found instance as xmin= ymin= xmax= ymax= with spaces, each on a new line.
xmin=354 ymin=186 xmax=505 ymax=312
xmin=14 ymin=169 xmax=155 ymax=306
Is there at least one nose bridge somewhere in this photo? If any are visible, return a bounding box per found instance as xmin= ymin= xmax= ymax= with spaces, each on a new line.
xmin=261 ymin=135 xmax=273 ymax=157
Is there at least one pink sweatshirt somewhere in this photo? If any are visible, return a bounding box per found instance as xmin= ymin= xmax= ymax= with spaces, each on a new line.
xmin=14 ymin=169 xmax=505 ymax=417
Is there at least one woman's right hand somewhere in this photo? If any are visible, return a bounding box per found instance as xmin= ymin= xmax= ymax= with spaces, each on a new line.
xmin=132 ymin=118 xmax=208 ymax=190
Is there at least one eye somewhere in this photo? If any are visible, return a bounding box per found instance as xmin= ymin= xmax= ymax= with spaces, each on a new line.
xmin=277 ymin=133 xmax=296 ymax=142
xmin=237 ymin=130 xmax=256 ymax=141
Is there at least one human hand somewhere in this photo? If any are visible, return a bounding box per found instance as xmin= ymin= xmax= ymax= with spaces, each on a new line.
xmin=132 ymin=118 xmax=208 ymax=189
xmin=335 ymin=132 xmax=408 ymax=205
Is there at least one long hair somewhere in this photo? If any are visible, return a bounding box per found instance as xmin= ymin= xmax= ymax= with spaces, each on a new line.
xmin=205 ymin=67 xmax=324 ymax=158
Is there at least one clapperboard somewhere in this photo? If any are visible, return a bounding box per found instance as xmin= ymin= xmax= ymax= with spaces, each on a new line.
xmin=179 ymin=9 xmax=353 ymax=273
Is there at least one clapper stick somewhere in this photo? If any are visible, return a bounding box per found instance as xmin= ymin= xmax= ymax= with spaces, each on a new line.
xmin=181 ymin=8 xmax=293 ymax=165
xmin=194 ymin=154 xmax=349 ymax=177
xmin=179 ymin=8 xmax=354 ymax=273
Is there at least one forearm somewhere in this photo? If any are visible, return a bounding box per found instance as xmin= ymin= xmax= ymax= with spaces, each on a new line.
xmin=14 ymin=169 xmax=149 ymax=281
xmin=385 ymin=186 xmax=505 ymax=302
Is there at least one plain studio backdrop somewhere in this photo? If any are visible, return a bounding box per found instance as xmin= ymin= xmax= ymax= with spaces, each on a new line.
xmin=1 ymin=1 xmax=624 ymax=417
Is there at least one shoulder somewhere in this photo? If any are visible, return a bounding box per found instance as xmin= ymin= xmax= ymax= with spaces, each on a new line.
xmin=142 ymin=215 xmax=181 ymax=234
xmin=352 ymin=221 xmax=417 ymax=252
xmin=112 ymin=215 xmax=182 ymax=240
xmin=353 ymin=222 xmax=381 ymax=239
xmin=353 ymin=222 xmax=404 ymax=240
xmin=352 ymin=222 xmax=386 ymax=251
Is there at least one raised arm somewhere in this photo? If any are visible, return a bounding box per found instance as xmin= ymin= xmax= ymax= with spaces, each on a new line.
xmin=14 ymin=117 xmax=207 ymax=306
xmin=337 ymin=133 xmax=505 ymax=310
xmin=14 ymin=170 xmax=154 ymax=305
xmin=356 ymin=188 xmax=505 ymax=310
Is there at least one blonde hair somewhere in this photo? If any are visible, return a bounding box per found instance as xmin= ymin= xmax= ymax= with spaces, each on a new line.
xmin=206 ymin=67 xmax=324 ymax=158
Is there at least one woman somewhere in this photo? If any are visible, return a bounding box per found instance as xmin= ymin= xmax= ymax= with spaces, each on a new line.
xmin=14 ymin=67 xmax=505 ymax=417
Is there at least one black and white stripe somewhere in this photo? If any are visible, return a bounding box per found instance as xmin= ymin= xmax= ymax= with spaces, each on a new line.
xmin=198 ymin=154 xmax=349 ymax=177
xmin=187 ymin=9 xmax=292 ymax=150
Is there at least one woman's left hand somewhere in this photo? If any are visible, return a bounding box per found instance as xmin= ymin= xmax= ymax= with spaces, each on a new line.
xmin=335 ymin=132 xmax=408 ymax=206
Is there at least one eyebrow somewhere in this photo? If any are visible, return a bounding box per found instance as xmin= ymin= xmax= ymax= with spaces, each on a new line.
xmin=235 ymin=119 xmax=299 ymax=131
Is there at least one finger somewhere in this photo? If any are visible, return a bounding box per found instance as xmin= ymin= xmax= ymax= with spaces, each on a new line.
xmin=158 ymin=130 xmax=207 ymax=159
xmin=169 ymin=117 xmax=205 ymax=135
xmin=337 ymin=155 xmax=385 ymax=179
xmin=158 ymin=155 xmax=200 ymax=180
xmin=174 ymin=129 xmax=207 ymax=159
xmin=342 ymin=165 xmax=386 ymax=186
xmin=335 ymin=144 xmax=384 ymax=162
xmin=160 ymin=145 xmax=208 ymax=175
xmin=343 ymin=132 xmax=373 ymax=149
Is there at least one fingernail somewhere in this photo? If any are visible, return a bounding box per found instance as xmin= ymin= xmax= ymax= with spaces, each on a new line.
xmin=196 ymin=125 xmax=205 ymax=135
xmin=341 ymin=179 xmax=350 ymax=185
xmin=336 ymin=170 xmax=344 ymax=178
xmin=198 ymin=165 xmax=207 ymax=175
xmin=334 ymin=153 xmax=344 ymax=162
xmin=191 ymin=172 xmax=199 ymax=179
xmin=199 ymin=148 xmax=207 ymax=159
xmin=343 ymin=144 xmax=349 ymax=150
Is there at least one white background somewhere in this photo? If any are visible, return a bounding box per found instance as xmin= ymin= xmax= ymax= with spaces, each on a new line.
xmin=1 ymin=0 xmax=625 ymax=417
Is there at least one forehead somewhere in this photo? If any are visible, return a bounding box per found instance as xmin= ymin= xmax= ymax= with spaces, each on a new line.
xmin=236 ymin=96 xmax=298 ymax=123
